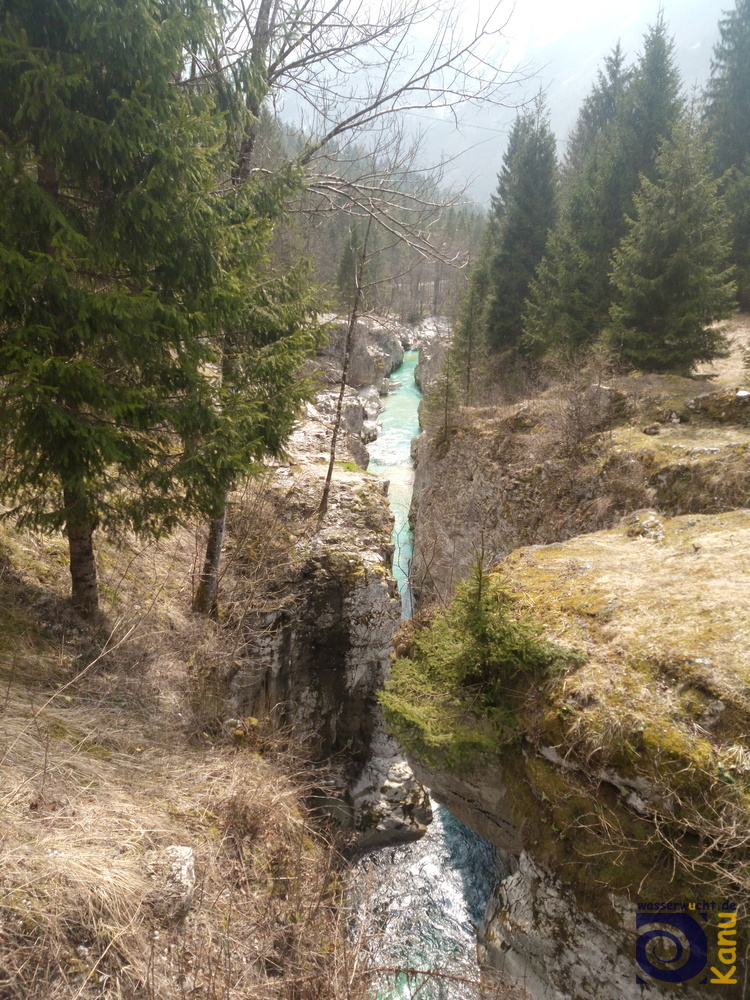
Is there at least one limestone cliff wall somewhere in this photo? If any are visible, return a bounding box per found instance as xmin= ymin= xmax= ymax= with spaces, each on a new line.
xmin=227 ymin=315 xmax=432 ymax=845
xmin=478 ymin=854 xmax=714 ymax=1000
xmin=318 ymin=314 xmax=405 ymax=391
xmin=411 ymin=377 xmax=750 ymax=606
xmin=397 ymin=511 xmax=750 ymax=1000
xmin=405 ymin=344 xmax=750 ymax=998
xmin=411 ymin=317 xmax=451 ymax=392
xmin=229 ymin=464 xmax=399 ymax=762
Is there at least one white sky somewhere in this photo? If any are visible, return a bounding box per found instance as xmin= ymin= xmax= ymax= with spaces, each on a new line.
xmin=430 ymin=0 xmax=728 ymax=203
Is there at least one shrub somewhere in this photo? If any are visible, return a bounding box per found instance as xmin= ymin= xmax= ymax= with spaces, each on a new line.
xmin=381 ymin=554 xmax=586 ymax=769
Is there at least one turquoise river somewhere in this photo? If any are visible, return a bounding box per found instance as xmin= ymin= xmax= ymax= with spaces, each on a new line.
xmin=359 ymin=351 xmax=499 ymax=1000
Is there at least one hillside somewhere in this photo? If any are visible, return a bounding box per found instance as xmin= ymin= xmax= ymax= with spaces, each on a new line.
xmin=0 ymin=490 xmax=377 ymax=1000
xmin=411 ymin=314 xmax=750 ymax=605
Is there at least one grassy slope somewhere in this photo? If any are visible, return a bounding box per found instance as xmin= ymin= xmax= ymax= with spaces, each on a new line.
xmin=0 ymin=498 xmax=368 ymax=1000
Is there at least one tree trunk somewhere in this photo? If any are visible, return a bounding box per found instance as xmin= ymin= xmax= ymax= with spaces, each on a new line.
xmin=465 ymin=289 xmax=475 ymax=403
xmin=432 ymin=259 xmax=442 ymax=315
xmin=63 ymin=487 xmax=98 ymax=614
xmin=318 ymin=218 xmax=373 ymax=522
xmin=232 ymin=0 xmax=274 ymax=185
xmin=193 ymin=321 xmax=237 ymax=617
xmin=193 ymin=509 xmax=226 ymax=618
xmin=46 ymin=164 xmax=98 ymax=616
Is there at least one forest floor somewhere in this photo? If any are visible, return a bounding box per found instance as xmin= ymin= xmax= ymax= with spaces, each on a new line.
xmin=696 ymin=312 xmax=750 ymax=384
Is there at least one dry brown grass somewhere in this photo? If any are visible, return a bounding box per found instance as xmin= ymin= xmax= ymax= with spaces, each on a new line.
xmin=0 ymin=494 xmax=378 ymax=1000
xmin=508 ymin=509 xmax=750 ymax=676
xmin=0 ymin=690 xmax=368 ymax=999
xmin=502 ymin=509 xmax=750 ymax=904
xmin=0 ymin=486 xmax=527 ymax=1000
xmin=695 ymin=313 xmax=750 ymax=385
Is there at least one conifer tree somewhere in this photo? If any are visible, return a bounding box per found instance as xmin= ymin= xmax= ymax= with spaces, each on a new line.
xmin=0 ymin=0 xmax=317 ymax=614
xmin=704 ymin=0 xmax=750 ymax=306
xmin=483 ymin=97 xmax=558 ymax=352
xmin=564 ymin=43 xmax=632 ymax=181
xmin=609 ymin=114 xmax=736 ymax=372
xmin=451 ymin=256 xmax=491 ymax=403
xmin=524 ymin=18 xmax=682 ymax=356
xmin=621 ymin=14 xmax=682 ymax=183
xmin=450 ymin=94 xmax=557 ymax=384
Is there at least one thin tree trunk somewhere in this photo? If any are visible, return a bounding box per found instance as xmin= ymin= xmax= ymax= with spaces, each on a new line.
xmin=201 ymin=1 xmax=272 ymax=610
xmin=193 ymin=332 xmax=234 ymax=617
xmin=63 ymin=487 xmax=98 ymax=614
xmin=194 ymin=511 xmax=226 ymax=618
xmin=317 ymin=299 xmax=360 ymax=523
xmin=318 ymin=218 xmax=373 ymax=522
xmin=432 ymin=259 xmax=442 ymax=315
xmin=465 ymin=289 xmax=475 ymax=403
xmin=231 ymin=0 xmax=274 ymax=185
xmin=43 ymin=163 xmax=99 ymax=615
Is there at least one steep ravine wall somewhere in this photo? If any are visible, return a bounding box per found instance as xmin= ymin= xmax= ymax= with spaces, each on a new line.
xmin=399 ymin=513 xmax=750 ymax=1000
xmin=228 ymin=315 xmax=431 ymax=846
xmin=411 ymin=375 xmax=750 ymax=606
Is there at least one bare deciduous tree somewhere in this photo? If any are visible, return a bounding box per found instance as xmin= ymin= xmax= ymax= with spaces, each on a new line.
xmin=191 ymin=0 xmax=526 ymax=614
xmin=198 ymin=0 xmax=519 ymax=172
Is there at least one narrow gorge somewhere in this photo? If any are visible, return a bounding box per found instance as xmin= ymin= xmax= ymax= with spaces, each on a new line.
xmin=356 ymin=347 xmax=501 ymax=1000
xmin=247 ymin=313 xmax=750 ymax=999
xmin=3 ymin=311 xmax=748 ymax=1000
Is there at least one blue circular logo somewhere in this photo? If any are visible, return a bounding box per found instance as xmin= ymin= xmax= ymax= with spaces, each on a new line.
xmin=636 ymin=913 xmax=708 ymax=983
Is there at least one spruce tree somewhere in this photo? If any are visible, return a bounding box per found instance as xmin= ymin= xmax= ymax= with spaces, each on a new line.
xmin=524 ymin=18 xmax=682 ymax=357
xmin=609 ymin=114 xmax=736 ymax=372
xmin=451 ymin=254 xmax=491 ymax=403
xmin=0 ymin=0 xmax=316 ymax=614
xmin=564 ymin=43 xmax=631 ymax=181
xmin=704 ymin=0 xmax=750 ymax=306
xmin=620 ymin=14 xmax=682 ymax=183
xmin=483 ymin=97 xmax=558 ymax=352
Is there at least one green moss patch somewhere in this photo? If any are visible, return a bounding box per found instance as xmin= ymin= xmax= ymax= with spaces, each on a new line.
xmin=381 ymin=558 xmax=586 ymax=770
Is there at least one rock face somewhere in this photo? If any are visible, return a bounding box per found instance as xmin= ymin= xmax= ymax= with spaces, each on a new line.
xmin=287 ymin=386 xmax=373 ymax=468
xmin=228 ymin=454 xmax=432 ymax=843
xmin=407 ymin=757 xmax=522 ymax=856
xmin=288 ymin=313 xmax=424 ymax=470
xmin=349 ymin=717 xmax=432 ymax=847
xmin=411 ymin=373 xmax=750 ymax=606
xmin=227 ymin=315 xmax=434 ymax=845
xmin=229 ymin=463 xmax=400 ymax=764
xmin=396 ymin=511 xmax=750 ymax=999
xmin=478 ymin=854 xmax=712 ymax=1000
xmin=411 ymin=317 xmax=452 ymax=392
xmin=319 ymin=314 xmax=405 ymax=391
